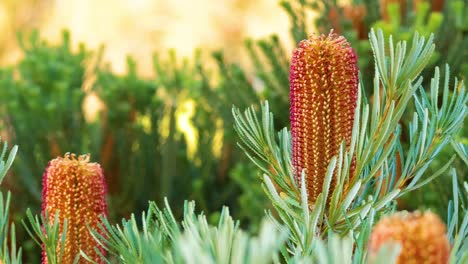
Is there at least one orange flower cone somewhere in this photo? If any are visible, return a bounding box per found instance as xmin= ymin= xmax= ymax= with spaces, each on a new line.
xmin=289 ymin=31 xmax=358 ymax=204
xmin=41 ymin=153 xmax=107 ymax=263
xmin=369 ymin=211 xmax=450 ymax=264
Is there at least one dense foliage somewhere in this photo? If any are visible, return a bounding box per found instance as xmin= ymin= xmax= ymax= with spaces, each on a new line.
xmin=0 ymin=0 xmax=466 ymax=262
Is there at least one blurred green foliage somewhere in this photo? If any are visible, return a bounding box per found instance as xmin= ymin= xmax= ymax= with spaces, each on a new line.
xmin=0 ymin=31 xmax=96 ymax=202
xmin=0 ymin=0 xmax=466 ymax=261
xmin=95 ymin=56 xmax=163 ymax=216
xmin=0 ymin=29 xmax=270 ymax=261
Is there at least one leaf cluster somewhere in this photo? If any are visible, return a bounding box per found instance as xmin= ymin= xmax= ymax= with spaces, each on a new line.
xmin=233 ymin=29 xmax=467 ymax=260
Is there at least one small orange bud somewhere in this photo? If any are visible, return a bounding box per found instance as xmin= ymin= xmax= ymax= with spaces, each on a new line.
xmin=369 ymin=211 xmax=450 ymax=264
xmin=42 ymin=153 xmax=107 ymax=263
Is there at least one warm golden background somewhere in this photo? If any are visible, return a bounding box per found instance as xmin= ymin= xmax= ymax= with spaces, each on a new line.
xmin=0 ymin=0 xmax=296 ymax=73
xmin=1 ymin=1 xmax=465 ymax=262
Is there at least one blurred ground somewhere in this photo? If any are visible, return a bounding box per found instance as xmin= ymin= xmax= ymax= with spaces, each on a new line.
xmin=0 ymin=0 xmax=291 ymax=74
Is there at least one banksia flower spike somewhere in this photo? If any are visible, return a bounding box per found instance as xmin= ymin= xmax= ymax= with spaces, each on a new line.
xmin=369 ymin=211 xmax=450 ymax=264
xmin=289 ymin=31 xmax=358 ymax=204
xmin=42 ymin=153 xmax=107 ymax=263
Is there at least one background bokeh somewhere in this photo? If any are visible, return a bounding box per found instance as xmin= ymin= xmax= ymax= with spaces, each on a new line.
xmin=0 ymin=0 xmax=466 ymax=262
xmin=0 ymin=0 xmax=292 ymax=71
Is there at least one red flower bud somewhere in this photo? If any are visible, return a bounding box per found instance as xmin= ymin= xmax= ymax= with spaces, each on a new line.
xmin=289 ymin=31 xmax=358 ymax=204
xmin=42 ymin=153 xmax=107 ymax=263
